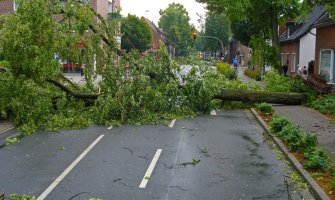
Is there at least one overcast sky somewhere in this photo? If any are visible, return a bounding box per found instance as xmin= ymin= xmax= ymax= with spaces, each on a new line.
xmin=120 ymin=0 xmax=207 ymax=30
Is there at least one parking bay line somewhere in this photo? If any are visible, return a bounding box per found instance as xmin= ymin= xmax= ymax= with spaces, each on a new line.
xmin=168 ymin=119 xmax=176 ymax=128
xmin=37 ymin=134 xmax=105 ymax=200
xmin=210 ymin=110 xmax=217 ymax=116
xmin=139 ymin=149 xmax=162 ymax=189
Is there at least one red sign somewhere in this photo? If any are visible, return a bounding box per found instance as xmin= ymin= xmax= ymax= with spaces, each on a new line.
xmin=76 ymin=41 xmax=86 ymax=47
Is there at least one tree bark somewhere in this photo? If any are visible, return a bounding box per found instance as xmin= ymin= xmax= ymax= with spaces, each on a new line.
xmin=214 ymin=89 xmax=305 ymax=105
xmin=47 ymin=79 xmax=100 ymax=100
xmin=270 ymin=4 xmax=281 ymax=72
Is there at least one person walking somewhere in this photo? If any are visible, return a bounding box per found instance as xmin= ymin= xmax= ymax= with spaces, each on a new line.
xmin=297 ymin=64 xmax=303 ymax=76
xmin=282 ymin=64 xmax=288 ymax=76
xmin=303 ymin=66 xmax=308 ymax=79
xmin=233 ymin=58 xmax=238 ymax=70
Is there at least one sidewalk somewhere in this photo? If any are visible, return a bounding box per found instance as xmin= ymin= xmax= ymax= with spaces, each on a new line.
xmin=236 ymin=67 xmax=335 ymax=160
xmin=274 ymin=105 xmax=335 ymax=160
xmin=235 ymin=66 xmax=266 ymax=88
xmin=0 ymin=120 xmax=16 ymax=148
xmin=0 ymin=120 xmax=14 ymax=134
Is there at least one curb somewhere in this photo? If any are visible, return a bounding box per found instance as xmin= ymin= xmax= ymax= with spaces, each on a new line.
xmin=0 ymin=129 xmax=21 ymax=149
xmin=0 ymin=126 xmax=15 ymax=135
xmin=250 ymin=108 xmax=330 ymax=200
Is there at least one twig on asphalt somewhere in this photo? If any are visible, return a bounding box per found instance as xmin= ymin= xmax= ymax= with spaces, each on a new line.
xmin=123 ymin=147 xmax=134 ymax=155
xmin=284 ymin=176 xmax=293 ymax=200
xmin=113 ymin=178 xmax=122 ymax=183
xmin=68 ymin=192 xmax=89 ymax=200
xmin=198 ymin=146 xmax=211 ymax=158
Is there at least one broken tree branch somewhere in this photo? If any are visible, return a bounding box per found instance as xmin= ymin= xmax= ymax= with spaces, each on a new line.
xmin=47 ymin=79 xmax=100 ymax=99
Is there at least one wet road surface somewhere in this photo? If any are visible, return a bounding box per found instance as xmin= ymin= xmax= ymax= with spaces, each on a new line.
xmin=0 ymin=111 xmax=313 ymax=199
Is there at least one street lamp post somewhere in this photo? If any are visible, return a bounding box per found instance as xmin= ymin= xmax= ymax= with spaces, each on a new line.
xmin=197 ymin=35 xmax=225 ymax=59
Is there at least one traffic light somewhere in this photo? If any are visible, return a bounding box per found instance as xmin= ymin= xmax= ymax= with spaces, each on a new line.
xmin=193 ymin=32 xmax=197 ymax=40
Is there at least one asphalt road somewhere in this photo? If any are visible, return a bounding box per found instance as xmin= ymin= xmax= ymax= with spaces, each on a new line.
xmin=0 ymin=111 xmax=313 ymax=200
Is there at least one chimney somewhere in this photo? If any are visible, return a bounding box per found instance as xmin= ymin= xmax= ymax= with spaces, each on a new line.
xmin=286 ymin=21 xmax=294 ymax=37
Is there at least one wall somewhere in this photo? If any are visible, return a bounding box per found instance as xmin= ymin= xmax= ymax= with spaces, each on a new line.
xmin=315 ymin=24 xmax=335 ymax=74
xmin=152 ymin=33 xmax=161 ymax=50
xmin=299 ymin=28 xmax=316 ymax=69
xmin=95 ymin=0 xmax=109 ymax=19
xmin=228 ymin=39 xmax=251 ymax=66
xmin=236 ymin=41 xmax=251 ymax=66
xmin=280 ymin=42 xmax=299 ymax=76
xmin=0 ymin=0 xmax=14 ymax=14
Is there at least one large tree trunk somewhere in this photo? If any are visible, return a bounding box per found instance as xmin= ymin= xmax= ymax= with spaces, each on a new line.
xmin=214 ymin=89 xmax=305 ymax=105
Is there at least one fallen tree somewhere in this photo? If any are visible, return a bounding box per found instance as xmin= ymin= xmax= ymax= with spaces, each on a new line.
xmin=0 ymin=0 xmax=308 ymax=136
xmin=48 ymin=80 xmax=306 ymax=105
xmin=214 ymin=89 xmax=305 ymax=105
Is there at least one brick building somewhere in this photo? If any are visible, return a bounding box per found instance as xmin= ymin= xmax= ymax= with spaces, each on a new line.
xmin=142 ymin=17 xmax=169 ymax=52
xmin=228 ymin=39 xmax=251 ymax=66
xmin=0 ymin=0 xmax=16 ymax=14
xmin=279 ymin=6 xmax=326 ymax=76
xmin=314 ymin=13 xmax=335 ymax=83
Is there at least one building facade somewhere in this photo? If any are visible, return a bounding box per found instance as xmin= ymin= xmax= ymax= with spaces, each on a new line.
xmin=279 ymin=6 xmax=326 ymax=76
xmin=314 ymin=13 xmax=335 ymax=84
xmin=142 ymin=17 xmax=169 ymax=52
xmin=228 ymin=39 xmax=251 ymax=66
xmin=0 ymin=0 xmax=16 ymax=14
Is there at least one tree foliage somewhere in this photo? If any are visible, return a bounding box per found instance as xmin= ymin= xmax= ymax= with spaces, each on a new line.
xmin=121 ymin=14 xmax=153 ymax=53
xmin=0 ymin=0 xmax=308 ymax=137
xmin=303 ymin=0 xmax=335 ymax=18
xmin=230 ymin=19 xmax=258 ymax=46
xmin=203 ymin=13 xmax=230 ymax=51
xmin=0 ymin=0 xmax=117 ymax=134
xmin=158 ymin=3 xmax=193 ymax=56
xmin=196 ymin=0 xmax=300 ymax=70
xmin=0 ymin=0 xmax=228 ymax=135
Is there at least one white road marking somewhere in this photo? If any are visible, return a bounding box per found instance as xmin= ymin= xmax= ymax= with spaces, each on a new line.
xmin=168 ymin=119 xmax=176 ymax=128
xmin=37 ymin=135 xmax=105 ymax=200
xmin=165 ymin=130 xmax=183 ymax=200
xmin=108 ymin=125 xmax=113 ymax=130
xmin=210 ymin=110 xmax=217 ymax=116
xmin=139 ymin=149 xmax=162 ymax=189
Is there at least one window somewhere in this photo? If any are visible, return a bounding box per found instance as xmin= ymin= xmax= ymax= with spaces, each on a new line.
xmin=13 ymin=1 xmax=18 ymax=11
xmin=319 ymin=49 xmax=334 ymax=83
xmin=286 ymin=53 xmax=290 ymax=70
xmin=280 ymin=53 xmax=284 ymax=66
xmin=291 ymin=53 xmax=296 ymax=72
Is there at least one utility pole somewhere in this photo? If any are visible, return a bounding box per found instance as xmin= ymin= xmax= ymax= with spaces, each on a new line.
xmin=197 ymin=35 xmax=225 ymax=58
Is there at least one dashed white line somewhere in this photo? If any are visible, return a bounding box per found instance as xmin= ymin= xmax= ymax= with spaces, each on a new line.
xmin=108 ymin=125 xmax=113 ymax=130
xmin=139 ymin=149 xmax=162 ymax=189
xmin=168 ymin=119 xmax=176 ymax=128
xmin=37 ymin=135 xmax=105 ymax=200
xmin=210 ymin=110 xmax=217 ymax=116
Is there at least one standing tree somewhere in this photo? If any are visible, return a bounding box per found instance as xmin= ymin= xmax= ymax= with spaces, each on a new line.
xmin=196 ymin=0 xmax=300 ymax=70
xmin=203 ymin=13 xmax=230 ymax=53
xmin=158 ymin=3 xmax=193 ymax=56
xmin=230 ymin=19 xmax=260 ymax=46
xmin=121 ymin=14 xmax=153 ymax=53
xmin=303 ymin=0 xmax=335 ymax=17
